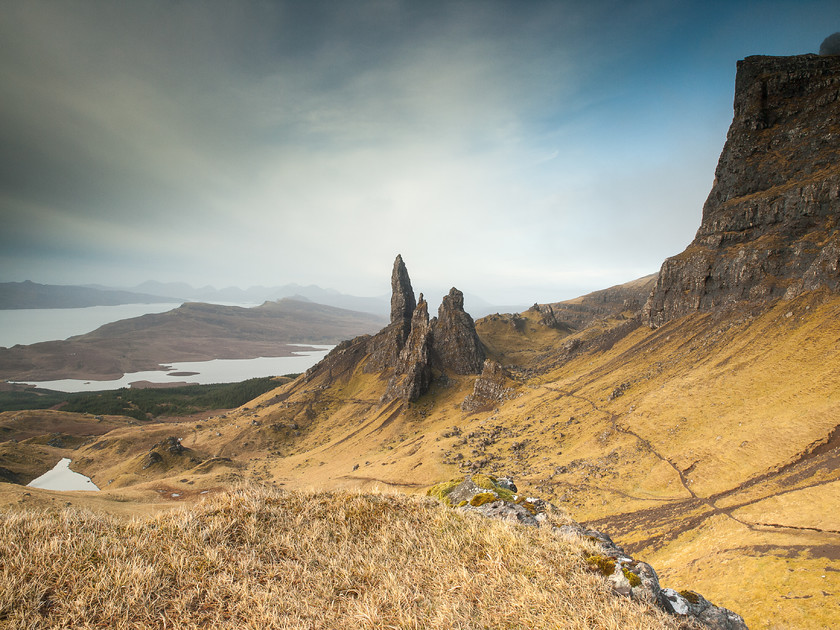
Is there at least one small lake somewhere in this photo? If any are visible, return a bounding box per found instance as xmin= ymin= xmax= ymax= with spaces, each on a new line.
xmin=16 ymin=346 xmax=333 ymax=392
xmin=27 ymin=458 xmax=99 ymax=491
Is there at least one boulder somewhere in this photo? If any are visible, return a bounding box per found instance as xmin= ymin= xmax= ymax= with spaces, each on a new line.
xmin=462 ymin=359 xmax=515 ymax=411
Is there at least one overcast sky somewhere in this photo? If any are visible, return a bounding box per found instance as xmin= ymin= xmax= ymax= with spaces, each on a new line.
xmin=2 ymin=1 xmax=839 ymax=305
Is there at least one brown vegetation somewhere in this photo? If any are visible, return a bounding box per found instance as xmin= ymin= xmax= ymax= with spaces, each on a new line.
xmin=0 ymin=485 xmax=683 ymax=629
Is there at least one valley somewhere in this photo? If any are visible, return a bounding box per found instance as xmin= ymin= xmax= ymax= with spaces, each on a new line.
xmin=2 ymin=51 xmax=840 ymax=629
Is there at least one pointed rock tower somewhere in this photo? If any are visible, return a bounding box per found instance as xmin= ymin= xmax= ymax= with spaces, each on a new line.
xmin=365 ymin=255 xmax=417 ymax=372
xmin=307 ymin=255 xmax=485 ymax=403
xmin=431 ymin=288 xmax=485 ymax=374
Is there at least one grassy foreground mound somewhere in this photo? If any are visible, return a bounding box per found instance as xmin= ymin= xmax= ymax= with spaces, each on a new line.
xmin=0 ymin=486 xmax=684 ymax=629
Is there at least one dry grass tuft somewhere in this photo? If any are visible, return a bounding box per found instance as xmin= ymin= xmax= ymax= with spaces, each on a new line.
xmin=0 ymin=485 xmax=680 ymax=629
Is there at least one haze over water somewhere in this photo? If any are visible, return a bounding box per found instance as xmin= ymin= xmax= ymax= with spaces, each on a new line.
xmin=0 ymin=303 xmax=182 ymax=347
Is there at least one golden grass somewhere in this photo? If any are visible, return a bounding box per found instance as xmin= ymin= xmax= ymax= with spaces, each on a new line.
xmin=0 ymin=485 xmax=683 ymax=629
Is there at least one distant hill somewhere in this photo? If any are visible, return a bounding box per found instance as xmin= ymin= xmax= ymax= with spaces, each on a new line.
xmin=0 ymin=298 xmax=387 ymax=381
xmin=120 ymin=281 xmax=392 ymax=316
xmin=0 ymin=281 xmax=176 ymax=309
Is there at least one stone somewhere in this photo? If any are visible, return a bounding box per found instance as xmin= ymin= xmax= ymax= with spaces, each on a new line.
xmin=645 ymin=54 xmax=840 ymax=327
xmin=431 ymin=288 xmax=485 ymax=374
xmin=462 ymin=359 xmax=515 ymax=411
xmin=382 ymin=297 xmax=434 ymax=403
xmin=820 ymin=32 xmax=840 ymax=56
xmin=142 ymin=451 xmax=163 ymax=469
xmin=390 ymin=254 xmax=416 ymax=328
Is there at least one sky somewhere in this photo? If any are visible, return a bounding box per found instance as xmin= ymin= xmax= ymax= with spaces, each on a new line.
xmin=2 ymin=1 xmax=839 ymax=306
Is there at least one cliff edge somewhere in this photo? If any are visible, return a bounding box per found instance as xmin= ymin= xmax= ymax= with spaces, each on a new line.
xmin=645 ymin=54 xmax=840 ymax=326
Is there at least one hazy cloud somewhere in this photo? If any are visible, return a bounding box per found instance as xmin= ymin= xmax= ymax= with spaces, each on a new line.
xmin=2 ymin=1 xmax=840 ymax=304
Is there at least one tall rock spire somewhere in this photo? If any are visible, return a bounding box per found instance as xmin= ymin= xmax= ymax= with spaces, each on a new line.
xmin=364 ymin=255 xmax=417 ymax=372
xmin=390 ymin=254 xmax=416 ymax=328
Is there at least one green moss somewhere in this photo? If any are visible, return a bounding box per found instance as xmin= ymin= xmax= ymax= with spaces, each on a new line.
xmin=679 ymin=590 xmax=700 ymax=604
xmin=471 ymin=474 xmax=498 ymax=490
xmin=586 ymin=555 xmax=615 ymax=577
xmin=622 ymin=567 xmax=642 ymax=588
xmin=426 ymin=480 xmax=461 ymax=506
xmin=472 ymin=474 xmax=515 ymax=501
xmin=469 ymin=492 xmax=500 ymax=507
xmin=515 ymin=497 xmax=537 ymax=514
xmin=457 ymin=500 xmax=468 ymax=507
xmin=494 ymin=487 xmax=516 ymax=502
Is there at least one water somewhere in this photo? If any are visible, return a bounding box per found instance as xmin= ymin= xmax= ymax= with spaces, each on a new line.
xmin=17 ymin=346 xmax=333 ymax=392
xmin=0 ymin=303 xmax=183 ymax=347
xmin=27 ymin=457 xmax=99 ymax=491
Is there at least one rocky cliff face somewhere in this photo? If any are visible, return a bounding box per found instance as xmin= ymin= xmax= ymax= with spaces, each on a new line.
xmin=432 ymin=288 xmax=486 ymax=374
xmin=308 ymin=256 xmax=485 ymax=403
xmin=645 ymin=54 xmax=840 ymax=327
xmin=383 ymin=296 xmax=434 ymax=403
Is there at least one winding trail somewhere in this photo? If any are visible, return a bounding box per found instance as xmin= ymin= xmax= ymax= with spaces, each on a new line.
xmin=544 ymin=385 xmax=840 ymax=553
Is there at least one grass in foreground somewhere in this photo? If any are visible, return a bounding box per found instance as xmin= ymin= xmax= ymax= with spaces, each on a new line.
xmin=0 ymin=486 xmax=682 ymax=629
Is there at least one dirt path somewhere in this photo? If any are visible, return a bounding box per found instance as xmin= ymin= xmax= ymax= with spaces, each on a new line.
xmin=544 ymin=385 xmax=840 ymax=553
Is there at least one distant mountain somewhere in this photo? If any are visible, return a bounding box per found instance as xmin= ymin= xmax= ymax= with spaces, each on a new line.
xmin=5 ymin=278 xmax=523 ymax=319
xmin=118 ymin=281 xmax=392 ymax=315
xmin=115 ymin=282 xmax=523 ymax=318
xmin=0 ymin=281 xmax=177 ymax=309
xmin=0 ymin=298 xmax=387 ymax=381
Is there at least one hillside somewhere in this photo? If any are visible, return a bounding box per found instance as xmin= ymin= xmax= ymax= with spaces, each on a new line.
xmin=0 ymin=299 xmax=386 ymax=381
xmin=2 ymin=52 xmax=840 ymax=629
xmin=0 ymin=486 xmax=692 ymax=629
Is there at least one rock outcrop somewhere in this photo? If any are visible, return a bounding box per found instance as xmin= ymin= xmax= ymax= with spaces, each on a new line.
xmin=461 ymin=360 xmax=515 ymax=412
xmin=307 ymin=256 xmax=485 ymax=402
xmin=645 ymin=54 xmax=840 ymax=327
xmin=428 ymin=475 xmax=748 ymax=630
xmin=534 ymin=274 xmax=658 ymax=331
xmin=383 ymin=296 xmax=434 ymax=403
xmin=431 ymin=288 xmax=486 ymax=374
xmin=365 ymin=255 xmax=417 ymax=371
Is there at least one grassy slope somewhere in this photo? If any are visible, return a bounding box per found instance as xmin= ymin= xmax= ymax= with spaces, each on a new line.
xmin=0 ymin=486 xmax=682 ymax=629
xmin=3 ymin=289 xmax=839 ymax=628
xmin=206 ymin=290 xmax=838 ymax=629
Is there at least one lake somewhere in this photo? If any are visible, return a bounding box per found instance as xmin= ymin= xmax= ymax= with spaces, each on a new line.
xmin=0 ymin=303 xmax=184 ymax=347
xmin=16 ymin=346 xmax=334 ymax=392
xmin=2 ymin=302 xmax=333 ymax=392
xmin=27 ymin=457 xmax=100 ymax=491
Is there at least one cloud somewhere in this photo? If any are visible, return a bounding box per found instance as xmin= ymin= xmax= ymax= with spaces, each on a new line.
xmin=4 ymin=1 xmax=840 ymax=304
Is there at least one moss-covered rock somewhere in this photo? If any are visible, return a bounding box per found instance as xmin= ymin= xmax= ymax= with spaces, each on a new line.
xmin=425 ymin=479 xmax=461 ymax=506
xmin=622 ymin=566 xmax=642 ymax=588
xmin=586 ymin=555 xmax=616 ymax=577
xmin=469 ymin=492 xmax=499 ymax=507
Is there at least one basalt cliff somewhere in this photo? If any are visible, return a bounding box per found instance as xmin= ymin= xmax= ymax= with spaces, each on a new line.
xmin=645 ymin=54 xmax=840 ymax=326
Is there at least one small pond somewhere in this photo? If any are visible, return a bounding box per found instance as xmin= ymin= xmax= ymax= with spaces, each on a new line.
xmin=26 ymin=457 xmax=100 ymax=491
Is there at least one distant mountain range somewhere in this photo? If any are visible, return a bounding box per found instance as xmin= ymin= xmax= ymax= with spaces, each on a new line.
xmin=0 ymin=281 xmax=175 ymax=309
xmin=0 ymin=280 xmax=526 ymax=318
